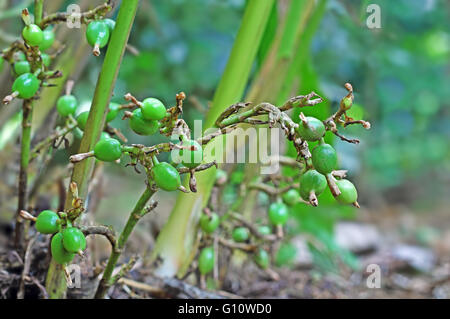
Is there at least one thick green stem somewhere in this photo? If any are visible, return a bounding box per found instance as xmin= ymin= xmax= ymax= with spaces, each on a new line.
xmin=239 ymin=0 xmax=316 ymax=220
xmin=14 ymin=0 xmax=45 ymax=251
xmin=14 ymin=101 xmax=33 ymax=249
xmin=151 ymin=0 xmax=275 ymax=278
xmin=278 ymin=0 xmax=328 ymax=107
xmin=94 ymin=187 xmax=155 ymax=299
xmin=34 ymin=0 xmax=44 ymax=25
xmin=45 ymin=0 xmax=140 ymax=299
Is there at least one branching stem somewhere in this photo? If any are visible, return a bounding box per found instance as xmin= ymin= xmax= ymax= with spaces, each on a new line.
xmin=94 ymin=187 xmax=156 ymax=298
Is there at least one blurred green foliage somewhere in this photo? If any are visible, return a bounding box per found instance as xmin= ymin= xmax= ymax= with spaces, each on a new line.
xmin=1 ymin=0 xmax=448 ymax=274
xmin=64 ymin=0 xmax=450 ymax=206
xmin=311 ymin=0 xmax=449 ymax=200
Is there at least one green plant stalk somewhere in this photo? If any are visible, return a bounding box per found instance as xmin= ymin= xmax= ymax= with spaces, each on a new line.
xmin=14 ymin=101 xmax=33 ymax=249
xmin=45 ymin=0 xmax=140 ymax=299
xmin=95 ymin=187 xmax=155 ymax=299
xmin=238 ymin=0 xmax=311 ymax=221
xmin=151 ymin=0 xmax=275 ymax=278
xmin=277 ymin=0 xmax=305 ymax=60
xmin=257 ymin=1 xmax=278 ymax=66
xmin=65 ymin=0 xmax=139 ymax=205
xmin=278 ymin=0 xmax=328 ymax=108
xmin=242 ymin=0 xmax=328 ymax=220
xmin=34 ymin=0 xmax=44 ymax=25
xmin=13 ymin=0 xmax=46 ymax=250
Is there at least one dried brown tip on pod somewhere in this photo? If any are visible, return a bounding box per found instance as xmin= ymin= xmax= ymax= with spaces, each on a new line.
xmin=93 ymin=43 xmax=101 ymax=57
xmin=3 ymin=91 xmax=19 ymax=104
xmin=352 ymin=201 xmax=360 ymax=208
xmin=178 ymin=185 xmax=189 ymax=193
xmin=124 ymin=93 xmax=142 ymax=106
xmin=19 ymin=210 xmax=37 ymax=222
xmin=70 ymin=182 xmax=78 ymax=195
xmin=72 ymin=198 xmax=82 ymax=209
xmin=299 ymin=112 xmax=308 ymax=125
xmin=331 ymin=170 xmax=348 ymax=179
xmin=189 ymin=173 xmax=197 ymax=193
xmin=309 ymin=191 xmax=318 ymax=207
xmin=202 ymin=207 xmax=212 ymax=216
xmin=49 ymin=70 xmax=63 ymax=79
xmin=344 ymin=82 xmax=353 ymax=92
xmin=122 ymin=110 xmax=133 ymax=120
xmin=69 ymin=151 xmax=94 ymax=163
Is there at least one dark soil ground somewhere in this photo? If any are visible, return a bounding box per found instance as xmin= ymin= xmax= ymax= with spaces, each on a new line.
xmin=1 ymin=200 xmax=449 ymax=299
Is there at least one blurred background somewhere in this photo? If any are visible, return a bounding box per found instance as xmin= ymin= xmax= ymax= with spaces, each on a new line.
xmin=0 ymin=0 xmax=449 ymax=298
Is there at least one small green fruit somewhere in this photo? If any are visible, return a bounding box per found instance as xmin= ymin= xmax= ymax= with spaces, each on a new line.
xmin=94 ymin=138 xmax=122 ymax=162
xmin=311 ymin=143 xmax=337 ymax=175
xmin=57 ymin=95 xmax=78 ymax=117
xmin=268 ymin=202 xmax=289 ymax=226
xmin=258 ymin=225 xmax=272 ymax=236
xmin=299 ymin=170 xmax=327 ymax=201
xmin=297 ymin=117 xmax=325 ymax=141
xmin=100 ymin=132 xmax=112 ymax=140
xmin=199 ymin=213 xmax=220 ymax=234
xmin=129 ymin=109 xmax=159 ymax=135
xmin=39 ymin=29 xmax=55 ymax=51
xmin=198 ymin=246 xmax=214 ymax=275
xmin=151 ymin=162 xmax=181 ymax=191
xmin=62 ymin=227 xmax=86 ymax=253
xmin=86 ymin=20 xmax=110 ymax=48
xmin=14 ymin=61 xmax=30 ymax=75
xmin=179 ymin=139 xmax=203 ymax=168
xmin=35 ymin=210 xmax=60 ymax=234
xmin=232 ymin=227 xmax=250 ymax=242
xmin=254 ymin=248 xmax=270 ymax=269
xmin=51 ymin=232 xmax=75 ymax=265
xmin=12 ymin=73 xmax=40 ymax=99
xmin=76 ymin=111 xmax=89 ymax=131
xmin=141 ymin=98 xmax=166 ymax=121
xmin=282 ymin=189 xmax=300 ymax=206
xmin=22 ymin=24 xmax=44 ymax=46
xmin=41 ymin=53 xmax=51 ymax=67
xmin=335 ymin=179 xmax=358 ymax=204
xmin=104 ymin=19 xmax=116 ymax=33
xmin=106 ymin=102 xmax=120 ymax=122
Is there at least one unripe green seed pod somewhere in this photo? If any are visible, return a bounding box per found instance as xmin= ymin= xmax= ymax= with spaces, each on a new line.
xmin=335 ymin=179 xmax=358 ymax=204
xmin=232 ymin=227 xmax=250 ymax=242
xmin=297 ymin=117 xmax=325 ymax=141
xmin=51 ymin=232 xmax=75 ymax=265
xmin=199 ymin=213 xmax=220 ymax=234
xmin=299 ymin=170 xmax=327 ymax=202
xmin=94 ymin=138 xmax=122 ymax=162
xmin=311 ymin=143 xmax=337 ymax=175
xmin=254 ymin=248 xmax=270 ymax=269
xmin=198 ymin=246 xmax=214 ymax=275
xmin=35 ymin=210 xmax=60 ymax=234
